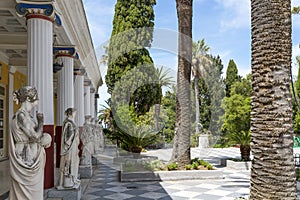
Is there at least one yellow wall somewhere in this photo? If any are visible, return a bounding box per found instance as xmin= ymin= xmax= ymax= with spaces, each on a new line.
xmin=13 ymin=71 xmax=27 ymax=113
xmin=0 ymin=61 xmax=9 ymax=85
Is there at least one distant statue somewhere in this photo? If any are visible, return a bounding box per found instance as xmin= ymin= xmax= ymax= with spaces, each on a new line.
xmin=9 ymin=86 xmax=51 ymax=200
xmin=57 ymin=108 xmax=80 ymax=189
xmin=92 ymin=118 xmax=104 ymax=154
xmin=80 ymin=115 xmax=93 ymax=165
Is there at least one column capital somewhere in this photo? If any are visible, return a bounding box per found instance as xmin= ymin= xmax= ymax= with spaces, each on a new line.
xmin=90 ymin=87 xmax=95 ymax=93
xmin=53 ymin=46 xmax=79 ymax=59
xmin=74 ymin=68 xmax=85 ymax=76
xmin=16 ymin=1 xmax=61 ymax=26
xmin=84 ymin=79 xmax=91 ymax=86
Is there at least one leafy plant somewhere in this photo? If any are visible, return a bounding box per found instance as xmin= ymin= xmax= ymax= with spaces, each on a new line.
xmin=167 ymin=162 xmax=178 ymax=171
xmin=185 ymin=164 xmax=193 ymax=170
xmin=192 ymin=162 xmax=199 ymax=169
xmin=229 ymin=131 xmax=251 ymax=161
xmin=190 ymin=157 xmax=214 ymax=170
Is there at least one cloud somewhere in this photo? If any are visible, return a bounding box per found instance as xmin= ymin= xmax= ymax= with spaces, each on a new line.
xmin=214 ymin=0 xmax=250 ymax=31
xmin=83 ymin=0 xmax=115 ymax=46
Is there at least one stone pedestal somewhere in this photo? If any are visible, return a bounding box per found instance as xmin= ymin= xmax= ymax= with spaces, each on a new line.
xmin=198 ymin=134 xmax=209 ymax=148
xmin=47 ymin=186 xmax=81 ymax=200
xmin=92 ymin=156 xmax=98 ymax=165
xmin=79 ymin=165 xmax=92 ymax=178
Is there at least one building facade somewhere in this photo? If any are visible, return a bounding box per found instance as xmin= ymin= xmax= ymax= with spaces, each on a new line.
xmin=0 ymin=0 xmax=102 ymax=190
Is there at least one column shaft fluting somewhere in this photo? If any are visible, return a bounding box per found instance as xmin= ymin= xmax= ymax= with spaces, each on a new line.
xmin=74 ymin=75 xmax=85 ymax=127
xmin=27 ymin=18 xmax=54 ymax=124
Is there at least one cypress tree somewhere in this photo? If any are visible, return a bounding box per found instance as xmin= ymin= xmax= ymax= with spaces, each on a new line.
xmin=225 ymin=59 xmax=240 ymax=97
xmin=105 ymin=0 xmax=159 ymax=116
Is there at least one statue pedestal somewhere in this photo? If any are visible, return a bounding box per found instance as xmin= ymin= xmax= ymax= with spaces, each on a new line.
xmin=92 ymin=156 xmax=98 ymax=165
xmin=79 ymin=165 xmax=92 ymax=178
xmin=47 ymin=185 xmax=81 ymax=200
xmin=198 ymin=134 xmax=209 ymax=148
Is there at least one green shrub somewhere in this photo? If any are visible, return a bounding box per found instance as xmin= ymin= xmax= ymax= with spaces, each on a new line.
xmin=167 ymin=162 xmax=178 ymax=171
xmin=185 ymin=164 xmax=193 ymax=170
xmin=150 ymin=160 xmax=166 ymax=171
xmin=192 ymin=162 xmax=199 ymax=169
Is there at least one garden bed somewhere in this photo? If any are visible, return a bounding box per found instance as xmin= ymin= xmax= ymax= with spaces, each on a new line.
xmin=119 ymin=157 xmax=224 ymax=182
xmin=119 ymin=164 xmax=224 ymax=182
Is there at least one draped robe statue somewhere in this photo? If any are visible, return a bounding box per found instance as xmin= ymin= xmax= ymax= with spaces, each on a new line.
xmin=57 ymin=108 xmax=80 ymax=189
xmin=9 ymin=86 xmax=51 ymax=200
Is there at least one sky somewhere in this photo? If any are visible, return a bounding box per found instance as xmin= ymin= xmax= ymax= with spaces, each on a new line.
xmin=82 ymin=0 xmax=300 ymax=106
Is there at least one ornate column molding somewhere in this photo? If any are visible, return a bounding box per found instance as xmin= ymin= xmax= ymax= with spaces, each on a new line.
xmin=16 ymin=1 xmax=61 ymax=26
xmin=84 ymin=79 xmax=91 ymax=86
xmin=74 ymin=68 xmax=86 ymax=76
xmin=54 ymin=46 xmax=79 ymax=59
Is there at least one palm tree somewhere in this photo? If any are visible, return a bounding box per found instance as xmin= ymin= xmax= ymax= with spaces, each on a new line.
xmin=154 ymin=66 xmax=174 ymax=131
xmin=170 ymin=0 xmax=193 ymax=167
xmin=192 ymin=39 xmax=211 ymax=135
xmin=250 ymin=0 xmax=297 ymax=199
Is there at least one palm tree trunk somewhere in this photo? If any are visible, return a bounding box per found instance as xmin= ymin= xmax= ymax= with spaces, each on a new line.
xmin=250 ymin=0 xmax=297 ymax=199
xmin=171 ymin=0 xmax=193 ymax=167
xmin=194 ymin=75 xmax=200 ymax=135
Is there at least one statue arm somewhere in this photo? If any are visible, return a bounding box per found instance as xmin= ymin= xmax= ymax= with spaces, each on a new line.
xmin=17 ymin=112 xmax=42 ymax=141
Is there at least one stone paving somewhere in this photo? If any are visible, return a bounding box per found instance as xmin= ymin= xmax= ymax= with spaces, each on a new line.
xmin=81 ymin=147 xmax=251 ymax=200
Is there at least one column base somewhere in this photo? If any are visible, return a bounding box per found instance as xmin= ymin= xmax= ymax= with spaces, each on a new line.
xmin=44 ymin=125 xmax=55 ymax=189
xmin=55 ymin=126 xmax=62 ymax=168
xmin=79 ymin=165 xmax=92 ymax=178
xmin=47 ymin=185 xmax=81 ymax=200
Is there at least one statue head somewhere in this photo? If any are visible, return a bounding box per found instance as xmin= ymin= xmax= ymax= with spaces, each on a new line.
xmin=13 ymin=86 xmax=38 ymax=105
xmin=65 ymin=108 xmax=77 ymax=117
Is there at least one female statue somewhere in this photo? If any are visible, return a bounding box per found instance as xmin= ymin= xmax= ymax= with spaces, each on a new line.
xmin=57 ymin=108 xmax=80 ymax=189
xmin=80 ymin=115 xmax=93 ymax=165
xmin=9 ymin=86 xmax=51 ymax=200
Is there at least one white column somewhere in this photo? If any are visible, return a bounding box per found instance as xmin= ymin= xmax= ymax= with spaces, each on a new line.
xmin=90 ymin=89 xmax=95 ymax=118
xmin=74 ymin=74 xmax=85 ymax=127
xmin=9 ymin=66 xmax=16 ymax=128
xmin=56 ymin=56 xmax=74 ymax=126
xmin=84 ymin=83 xmax=91 ymax=116
xmin=27 ymin=17 xmax=54 ymax=125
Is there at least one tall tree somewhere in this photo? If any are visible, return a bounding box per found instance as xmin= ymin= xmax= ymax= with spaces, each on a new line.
xmin=192 ymin=39 xmax=211 ymax=135
xmin=221 ymin=75 xmax=251 ymax=160
xmin=170 ymin=0 xmax=193 ymax=167
xmin=106 ymin=0 xmax=159 ymax=116
xmin=250 ymin=0 xmax=297 ymax=199
xmin=161 ymin=87 xmax=176 ymax=143
xmin=293 ymin=57 xmax=300 ymax=135
xmin=207 ymin=55 xmax=225 ymax=139
xmin=154 ymin=66 xmax=174 ymax=131
xmin=225 ymin=59 xmax=240 ymax=97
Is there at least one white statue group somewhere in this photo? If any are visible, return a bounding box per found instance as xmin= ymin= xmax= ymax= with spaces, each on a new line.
xmin=9 ymin=86 xmax=104 ymax=199
xmin=81 ymin=115 xmax=104 ymax=166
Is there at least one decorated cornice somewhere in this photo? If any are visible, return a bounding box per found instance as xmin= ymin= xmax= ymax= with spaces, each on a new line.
xmin=16 ymin=1 xmax=61 ymax=26
xmin=53 ymin=46 xmax=79 ymax=59
xmin=73 ymin=68 xmax=85 ymax=76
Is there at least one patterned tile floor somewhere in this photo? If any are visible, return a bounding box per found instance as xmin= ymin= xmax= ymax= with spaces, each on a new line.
xmin=2 ymin=147 xmax=300 ymax=199
xmin=82 ymin=163 xmax=251 ymax=200
xmin=81 ymin=147 xmax=300 ymax=200
xmin=81 ymin=147 xmax=252 ymax=200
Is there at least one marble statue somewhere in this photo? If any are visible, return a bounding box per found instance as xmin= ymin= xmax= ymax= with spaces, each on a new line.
xmin=92 ymin=118 xmax=104 ymax=154
xmin=80 ymin=115 xmax=93 ymax=165
xmin=57 ymin=108 xmax=80 ymax=190
xmin=9 ymin=86 xmax=52 ymax=200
